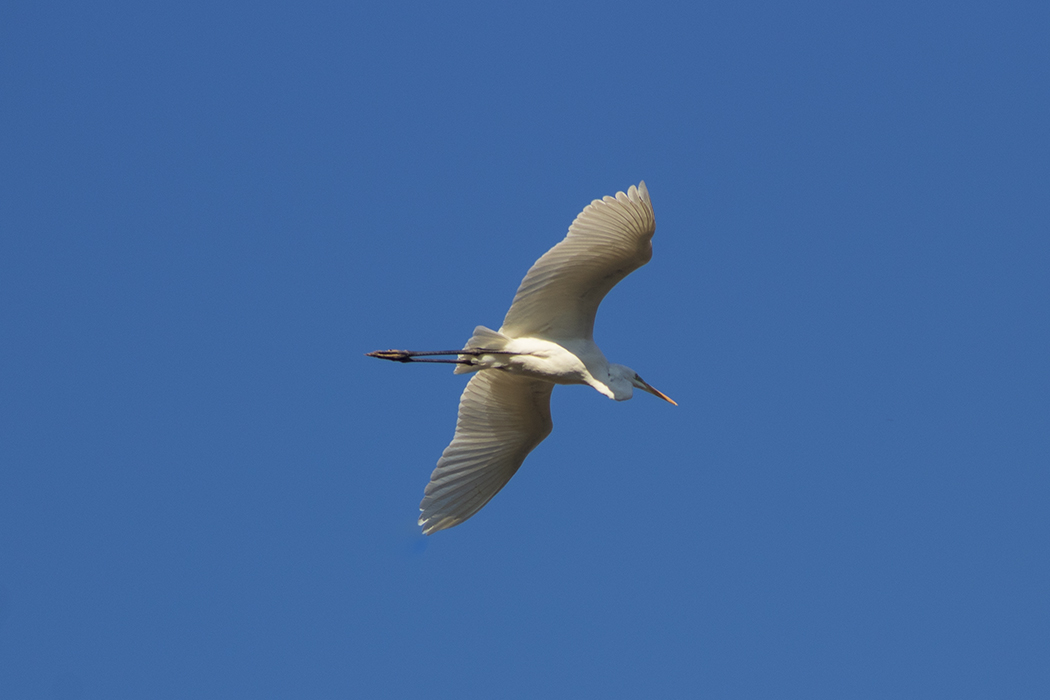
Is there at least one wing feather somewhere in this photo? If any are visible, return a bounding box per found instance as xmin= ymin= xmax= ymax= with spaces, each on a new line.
xmin=418 ymin=370 xmax=554 ymax=534
xmin=499 ymin=181 xmax=656 ymax=341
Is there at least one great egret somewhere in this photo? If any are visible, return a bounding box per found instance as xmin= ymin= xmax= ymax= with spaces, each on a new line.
xmin=369 ymin=181 xmax=675 ymax=534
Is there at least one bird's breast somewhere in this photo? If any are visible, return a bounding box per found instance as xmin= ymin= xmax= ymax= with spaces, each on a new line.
xmin=489 ymin=337 xmax=593 ymax=386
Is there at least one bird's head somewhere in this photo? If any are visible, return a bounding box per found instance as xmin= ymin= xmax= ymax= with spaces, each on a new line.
xmin=609 ymin=364 xmax=677 ymax=405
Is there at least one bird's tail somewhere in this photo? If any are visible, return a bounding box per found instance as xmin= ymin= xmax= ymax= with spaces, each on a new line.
xmin=453 ymin=326 xmax=511 ymax=375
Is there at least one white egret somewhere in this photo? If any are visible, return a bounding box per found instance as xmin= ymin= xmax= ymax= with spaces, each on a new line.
xmin=369 ymin=181 xmax=675 ymax=534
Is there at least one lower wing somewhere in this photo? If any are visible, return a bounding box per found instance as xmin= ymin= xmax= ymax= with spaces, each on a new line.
xmin=418 ymin=371 xmax=555 ymax=534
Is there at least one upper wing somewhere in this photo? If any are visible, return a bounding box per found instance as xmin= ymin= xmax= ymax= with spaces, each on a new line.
xmin=499 ymin=181 xmax=656 ymax=342
xmin=418 ymin=370 xmax=554 ymax=534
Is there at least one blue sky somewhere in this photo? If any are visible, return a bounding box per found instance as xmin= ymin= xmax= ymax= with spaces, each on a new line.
xmin=2 ymin=1 xmax=1048 ymax=698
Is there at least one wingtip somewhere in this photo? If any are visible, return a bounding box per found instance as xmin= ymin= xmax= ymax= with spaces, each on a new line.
xmin=417 ymin=513 xmax=453 ymax=535
xmin=625 ymin=180 xmax=649 ymax=205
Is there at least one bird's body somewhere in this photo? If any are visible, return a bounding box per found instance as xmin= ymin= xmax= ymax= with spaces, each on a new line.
xmin=462 ymin=335 xmax=599 ymax=386
xmin=369 ymin=181 xmax=675 ymax=534
xmin=455 ymin=330 xmax=612 ymax=395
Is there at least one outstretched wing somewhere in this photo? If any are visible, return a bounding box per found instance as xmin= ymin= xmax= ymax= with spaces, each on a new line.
xmin=419 ymin=370 xmax=555 ymax=534
xmin=499 ymin=181 xmax=656 ymax=342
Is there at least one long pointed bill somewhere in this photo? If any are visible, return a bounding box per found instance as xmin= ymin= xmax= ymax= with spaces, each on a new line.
xmin=639 ymin=379 xmax=677 ymax=406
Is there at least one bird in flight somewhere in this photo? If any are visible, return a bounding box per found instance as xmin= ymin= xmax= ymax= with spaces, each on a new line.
xmin=369 ymin=181 xmax=675 ymax=534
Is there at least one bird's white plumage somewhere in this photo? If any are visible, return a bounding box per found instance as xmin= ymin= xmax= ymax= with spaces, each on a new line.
xmin=418 ymin=370 xmax=554 ymax=534
xmin=407 ymin=180 xmax=671 ymax=534
xmin=500 ymin=182 xmax=655 ymax=341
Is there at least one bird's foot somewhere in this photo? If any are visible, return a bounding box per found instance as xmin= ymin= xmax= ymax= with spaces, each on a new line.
xmin=366 ymin=349 xmax=416 ymax=362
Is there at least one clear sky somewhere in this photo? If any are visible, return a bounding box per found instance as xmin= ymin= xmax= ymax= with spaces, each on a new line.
xmin=2 ymin=1 xmax=1048 ymax=698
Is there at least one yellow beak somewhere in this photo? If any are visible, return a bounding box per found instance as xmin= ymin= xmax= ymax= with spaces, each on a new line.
xmin=640 ymin=379 xmax=677 ymax=406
